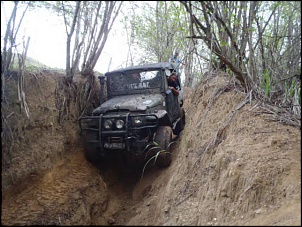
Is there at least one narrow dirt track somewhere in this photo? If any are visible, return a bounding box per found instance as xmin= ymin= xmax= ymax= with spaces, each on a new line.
xmin=1 ymin=144 xmax=175 ymax=225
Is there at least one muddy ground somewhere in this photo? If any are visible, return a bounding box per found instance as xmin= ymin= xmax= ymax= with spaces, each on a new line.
xmin=1 ymin=71 xmax=301 ymax=225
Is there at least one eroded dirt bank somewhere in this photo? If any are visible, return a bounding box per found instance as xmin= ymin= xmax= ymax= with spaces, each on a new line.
xmin=1 ymin=71 xmax=301 ymax=226
xmin=125 ymin=75 xmax=301 ymax=226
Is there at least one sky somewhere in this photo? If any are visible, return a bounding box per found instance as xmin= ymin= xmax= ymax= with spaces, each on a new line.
xmin=1 ymin=2 xmax=129 ymax=74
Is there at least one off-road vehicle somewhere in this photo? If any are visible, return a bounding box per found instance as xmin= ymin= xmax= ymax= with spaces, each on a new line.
xmin=79 ymin=62 xmax=185 ymax=167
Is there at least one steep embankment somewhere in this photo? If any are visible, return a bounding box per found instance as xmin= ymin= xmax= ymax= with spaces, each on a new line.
xmin=125 ymin=72 xmax=301 ymax=226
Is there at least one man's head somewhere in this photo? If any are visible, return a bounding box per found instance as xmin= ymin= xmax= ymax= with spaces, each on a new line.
xmin=168 ymin=72 xmax=178 ymax=82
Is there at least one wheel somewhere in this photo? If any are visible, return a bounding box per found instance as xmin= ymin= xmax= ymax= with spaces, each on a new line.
xmin=84 ymin=130 xmax=102 ymax=163
xmin=181 ymin=107 xmax=186 ymax=129
xmin=154 ymin=126 xmax=173 ymax=167
xmin=173 ymin=107 xmax=186 ymax=136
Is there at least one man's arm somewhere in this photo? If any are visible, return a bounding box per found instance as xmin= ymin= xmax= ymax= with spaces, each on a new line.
xmin=169 ymin=86 xmax=179 ymax=96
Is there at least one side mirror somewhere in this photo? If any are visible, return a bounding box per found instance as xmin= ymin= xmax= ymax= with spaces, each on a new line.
xmin=165 ymin=69 xmax=171 ymax=77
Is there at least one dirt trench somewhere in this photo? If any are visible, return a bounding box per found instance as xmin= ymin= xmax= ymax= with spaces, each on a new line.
xmin=0 ymin=70 xmax=159 ymax=225
xmin=1 ymin=137 xmax=179 ymax=225
xmin=1 ymin=72 xmax=300 ymax=226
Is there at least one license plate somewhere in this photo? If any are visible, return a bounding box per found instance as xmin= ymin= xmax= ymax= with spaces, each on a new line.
xmin=104 ymin=143 xmax=125 ymax=149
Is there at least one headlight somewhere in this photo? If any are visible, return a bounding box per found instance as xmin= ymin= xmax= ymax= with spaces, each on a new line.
xmin=116 ymin=119 xmax=124 ymax=129
xmin=104 ymin=119 xmax=113 ymax=129
xmin=132 ymin=117 xmax=144 ymax=126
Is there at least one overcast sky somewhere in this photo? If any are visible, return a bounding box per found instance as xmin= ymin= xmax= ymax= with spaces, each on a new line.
xmin=1 ymin=2 xmax=129 ymax=74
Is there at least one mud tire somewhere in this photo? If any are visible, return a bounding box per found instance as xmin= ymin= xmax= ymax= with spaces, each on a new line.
xmin=173 ymin=107 xmax=186 ymax=136
xmin=84 ymin=131 xmax=102 ymax=164
xmin=180 ymin=107 xmax=186 ymax=130
xmin=154 ymin=126 xmax=172 ymax=168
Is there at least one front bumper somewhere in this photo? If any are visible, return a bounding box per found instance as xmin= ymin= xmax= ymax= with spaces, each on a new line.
xmin=79 ymin=113 xmax=159 ymax=153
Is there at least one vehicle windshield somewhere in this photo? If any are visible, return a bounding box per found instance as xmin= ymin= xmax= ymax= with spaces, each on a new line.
xmin=108 ymin=70 xmax=162 ymax=93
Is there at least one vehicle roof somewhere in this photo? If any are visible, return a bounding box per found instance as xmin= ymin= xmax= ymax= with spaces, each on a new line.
xmin=105 ymin=62 xmax=176 ymax=75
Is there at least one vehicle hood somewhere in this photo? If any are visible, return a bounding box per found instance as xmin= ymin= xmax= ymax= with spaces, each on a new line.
xmin=92 ymin=93 xmax=165 ymax=114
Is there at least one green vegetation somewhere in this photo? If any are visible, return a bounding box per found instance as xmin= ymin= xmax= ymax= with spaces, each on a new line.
xmin=262 ymin=69 xmax=271 ymax=97
xmin=10 ymin=54 xmax=64 ymax=72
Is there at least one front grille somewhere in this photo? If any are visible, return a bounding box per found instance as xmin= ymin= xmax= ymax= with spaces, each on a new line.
xmin=79 ymin=113 xmax=159 ymax=139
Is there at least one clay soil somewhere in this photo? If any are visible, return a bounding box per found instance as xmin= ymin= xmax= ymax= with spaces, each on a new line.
xmin=1 ymin=70 xmax=301 ymax=226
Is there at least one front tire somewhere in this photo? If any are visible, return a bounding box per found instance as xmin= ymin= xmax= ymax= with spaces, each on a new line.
xmin=173 ymin=107 xmax=186 ymax=136
xmin=180 ymin=107 xmax=186 ymax=129
xmin=84 ymin=131 xmax=102 ymax=164
xmin=154 ymin=126 xmax=173 ymax=167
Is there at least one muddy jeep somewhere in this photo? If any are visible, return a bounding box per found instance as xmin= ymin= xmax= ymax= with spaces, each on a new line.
xmin=79 ymin=62 xmax=185 ymax=167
